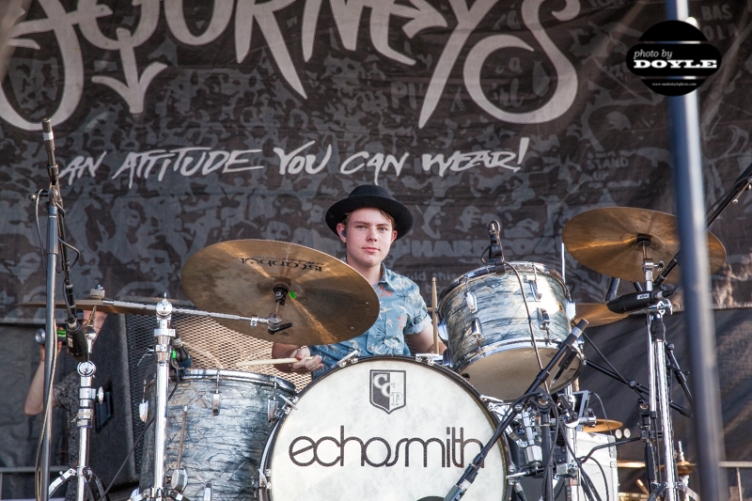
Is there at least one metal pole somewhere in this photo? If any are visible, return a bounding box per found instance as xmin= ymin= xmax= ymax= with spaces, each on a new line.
xmin=665 ymin=3 xmax=727 ymax=500
xmin=41 ymin=203 xmax=59 ymax=501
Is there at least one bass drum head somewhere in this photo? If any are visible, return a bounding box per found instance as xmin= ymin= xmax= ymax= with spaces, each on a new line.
xmin=263 ymin=357 xmax=508 ymax=501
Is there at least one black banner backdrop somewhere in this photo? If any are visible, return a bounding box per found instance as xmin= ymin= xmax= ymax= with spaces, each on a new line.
xmin=1 ymin=0 xmax=752 ymax=495
xmin=1 ymin=0 xmax=751 ymax=319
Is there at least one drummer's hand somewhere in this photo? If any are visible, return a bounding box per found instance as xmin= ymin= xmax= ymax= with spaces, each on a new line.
xmin=289 ymin=347 xmax=323 ymax=373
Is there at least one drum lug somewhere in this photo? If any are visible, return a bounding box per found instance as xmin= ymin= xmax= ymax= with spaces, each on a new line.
xmin=202 ymin=482 xmax=213 ymax=501
xmin=467 ymin=319 xmax=484 ymax=346
xmin=538 ymin=308 xmax=551 ymax=332
xmin=212 ymin=373 xmax=222 ymax=415
xmin=336 ymin=350 xmax=359 ymax=367
xmin=139 ymin=400 xmax=150 ymax=423
xmin=464 ymin=290 xmax=478 ymax=313
xmin=212 ymin=391 xmax=222 ymax=415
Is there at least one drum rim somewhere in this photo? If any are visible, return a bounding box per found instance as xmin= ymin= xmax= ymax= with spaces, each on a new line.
xmin=178 ymin=368 xmax=297 ymax=392
xmin=437 ymin=261 xmax=569 ymax=307
xmin=452 ymin=340 xmax=583 ymax=390
xmin=258 ymin=355 xmax=511 ymax=499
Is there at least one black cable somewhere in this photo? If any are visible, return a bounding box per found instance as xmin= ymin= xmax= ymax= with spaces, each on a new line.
xmin=589 ymin=392 xmax=614 ymax=435
xmin=582 ymin=332 xmax=631 ymax=386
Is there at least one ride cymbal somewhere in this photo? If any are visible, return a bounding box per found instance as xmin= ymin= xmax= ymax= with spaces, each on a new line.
xmin=574 ymin=303 xmax=628 ymax=327
xmin=562 ymin=207 xmax=726 ymax=284
xmin=180 ymin=239 xmax=379 ymax=346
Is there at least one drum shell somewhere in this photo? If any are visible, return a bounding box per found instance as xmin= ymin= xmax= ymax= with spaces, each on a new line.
xmin=438 ymin=262 xmax=580 ymax=400
xmin=139 ymin=369 xmax=295 ymax=500
xmin=259 ymin=356 xmax=510 ymax=501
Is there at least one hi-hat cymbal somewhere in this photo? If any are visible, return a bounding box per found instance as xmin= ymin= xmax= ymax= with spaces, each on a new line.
xmin=617 ymin=460 xmax=696 ymax=475
xmin=562 ymin=207 xmax=726 ymax=284
xmin=586 ymin=419 xmax=623 ymax=433
xmin=618 ymin=460 xmax=646 ymax=469
xmin=180 ymin=239 xmax=379 ymax=346
xmin=574 ymin=303 xmax=628 ymax=327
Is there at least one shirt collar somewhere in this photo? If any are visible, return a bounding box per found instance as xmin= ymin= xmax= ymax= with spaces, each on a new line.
xmin=341 ymin=257 xmax=395 ymax=290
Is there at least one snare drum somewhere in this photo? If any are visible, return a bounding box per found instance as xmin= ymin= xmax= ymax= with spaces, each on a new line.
xmin=259 ymin=356 xmax=508 ymax=501
xmin=139 ymin=369 xmax=295 ymax=500
xmin=438 ymin=262 xmax=580 ymax=400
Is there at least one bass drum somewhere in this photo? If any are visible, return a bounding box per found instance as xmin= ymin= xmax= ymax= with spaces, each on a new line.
xmin=438 ymin=262 xmax=580 ymax=401
xmin=259 ymin=357 xmax=509 ymax=501
xmin=139 ymin=369 xmax=296 ymax=500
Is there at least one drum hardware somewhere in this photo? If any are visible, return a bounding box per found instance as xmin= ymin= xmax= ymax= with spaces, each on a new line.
xmin=442 ymin=319 xmax=589 ymax=501
xmin=211 ymin=373 xmax=222 ymax=415
xmin=415 ymin=352 xmax=444 ymax=365
xmin=335 ymin=349 xmax=359 ymax=367
xmin=180 ymin=239 xmax=380 ymax=345
xmin=168 ymin=407 xmax=189 ymax=493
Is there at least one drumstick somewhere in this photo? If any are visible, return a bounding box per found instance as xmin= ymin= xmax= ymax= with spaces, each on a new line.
xmin=432 ymin=276 xmax=439 ymax=354
xmin=236 ymin=357 xmax=313 ymax=368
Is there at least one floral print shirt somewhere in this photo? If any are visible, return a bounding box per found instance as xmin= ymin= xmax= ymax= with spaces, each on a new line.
xmin=309 ymin=266 xmax=431 ymax=379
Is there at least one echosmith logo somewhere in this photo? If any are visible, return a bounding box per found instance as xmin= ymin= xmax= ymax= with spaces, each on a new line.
xmin=627 ymin=20 xmax=721 ymax=96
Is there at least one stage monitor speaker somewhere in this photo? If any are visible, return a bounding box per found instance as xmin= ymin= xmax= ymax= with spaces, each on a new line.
xmin=88 ymin=313 xmax=155 ymax=490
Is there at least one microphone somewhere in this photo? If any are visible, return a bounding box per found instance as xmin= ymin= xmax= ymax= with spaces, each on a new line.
xmin=487 ymin=220 xmax=505 ymax=268
xmin=605 ymin=277 xmax=620 ymax=301
xmin=42 ymin=118 xmax=59 ymax=186
xmin=65 ymin=317 xmax=90 ymax=362
xmin=173 ymin=338 xmax=192 ymax=368
xmin=607 ymin=288 xmax=674 ymax=314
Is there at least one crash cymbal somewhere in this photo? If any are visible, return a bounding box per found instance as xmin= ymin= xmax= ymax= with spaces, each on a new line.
xmin=562 ymin=207 xmax=726 ymax=284
xmin=574 ymin=303 xmax=628 ymax=327
xmin=586 ymin=419 xmax=623 ymax=433
xmin=180 ymin=239 xmax=379 ymax=345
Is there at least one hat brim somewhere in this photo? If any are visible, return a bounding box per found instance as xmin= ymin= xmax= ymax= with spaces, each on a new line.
xmin=325 ymin=195 xmax=413 ymax=240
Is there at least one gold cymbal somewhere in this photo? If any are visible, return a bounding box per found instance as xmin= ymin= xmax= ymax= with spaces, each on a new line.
xmin=180 ymin=239 xmax=379 ymax=346
xmin=562 ymin=207 xmax=726 ymax=284
xmin=574 ymin=303 xmax=628 ymax=327
xmin=616 ymin=459 xmax=696 ymax=475
xmin=586 ymin=419 xmax=623 ymax=433
xmin=617 ymin=460 xmax=646 ymax=469
xmin=676 ymin=460 xmax=696 ymax=475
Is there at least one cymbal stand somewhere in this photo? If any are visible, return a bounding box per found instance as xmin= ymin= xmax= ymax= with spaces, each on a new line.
xmin=640 ymin=256 xmax=680 ymax=501
xmin=48 ymin=359 xmax=108 ymax=501
xmin=139 ymin=298 xmax=177 ymax=501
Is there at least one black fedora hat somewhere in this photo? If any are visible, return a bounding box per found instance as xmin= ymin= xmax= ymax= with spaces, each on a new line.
xmin=325 ymin=184 xmax=413 ymax=239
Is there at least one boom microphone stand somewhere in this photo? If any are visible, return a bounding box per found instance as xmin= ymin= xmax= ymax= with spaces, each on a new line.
xmin=442 ymin=319 xmax=589 ymax=501
xmin=36 ymin=117 xmax=64 ymax=501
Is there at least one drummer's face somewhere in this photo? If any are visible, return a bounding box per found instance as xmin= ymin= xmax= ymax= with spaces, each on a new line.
xmin=338 ymin=208 xmax=397 ymax=270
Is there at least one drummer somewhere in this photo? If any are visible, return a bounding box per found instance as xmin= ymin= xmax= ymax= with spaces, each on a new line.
xmin=272 ymin=184 xmax=445 ymax=377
